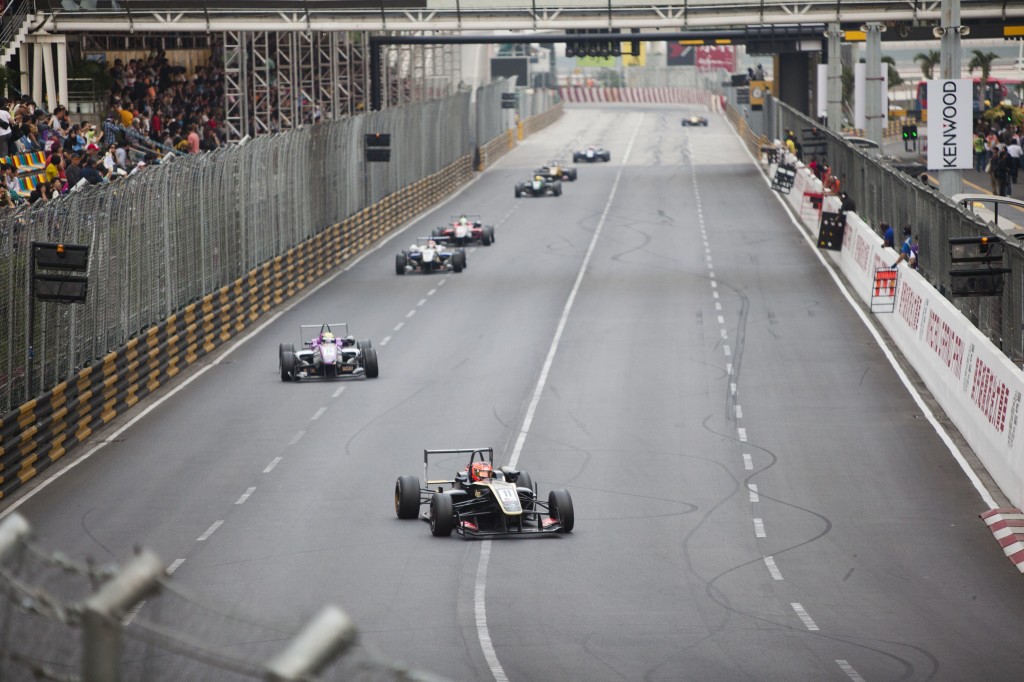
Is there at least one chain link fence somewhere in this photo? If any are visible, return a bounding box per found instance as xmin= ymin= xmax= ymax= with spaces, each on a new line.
xmin=738 ymin=95 xmax=1024 ymax=363
xmin=0 ymin=93 xmax=474 ymax=414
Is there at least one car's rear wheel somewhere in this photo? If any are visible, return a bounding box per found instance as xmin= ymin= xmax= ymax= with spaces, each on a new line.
xmin=357 ymin=339 xmax=372 ymax=351
xmin=482 ymin=226 xmax=494 ymax=246
xmin=569 ymin=169 xmax=578 ymax=181
xmin=453 ymin=252 xmax=464 ymax=273
xmin=279 ymin=344 xmax=295 ymax=382
xmin=395 ymin=252 xmax=407 ymax=275
xmin=395 ymin=476 xmax=421 ymax=519
xmin=514 ymin=187 xmax=522 ymax=198
xmin=548 ymin=489 xmax=574 ymax=532
xmin=553 ymin=182 xmax=562 ymax=197
xmin=603 ymin=153 xmax=610 ymax=162
xmin=362 ymin=347 xmax=379 ymax=378
xmin=430 ymin=493 xmax=455 ymax=536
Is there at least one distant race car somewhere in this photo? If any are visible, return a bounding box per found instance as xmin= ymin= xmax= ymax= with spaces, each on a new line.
xmin=682 ymin=115 xmax=709 ymax=127
xmin=279 ymin=323 xmax=379 ymax=381
xmin=515 ymin=175 xmax=562 ymax=198
xmin=573 ymin=145 xmax=611 ymax=163
xmin=394 ymin=447 xmax=574 ymax=538
xmin=396 ymin=238 xmax=466 ymax=274
xmin=432 ymin=214 xmax=495 ymax=247
xmin=535 ymin=160 xmax=577 ymax=181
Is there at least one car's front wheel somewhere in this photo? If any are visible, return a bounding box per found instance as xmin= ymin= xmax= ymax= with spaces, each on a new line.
xmin=548 ymin=489 xmax=574 ymax=532
xmin=430 ymin=493 xmax=455 ymax=536
xmin=279 ymin=344 xmax=295 ymax=382
xmin=363 ymin=347 xmax=379 ymax=378
xmin=395 ymin=475 xmax=421 ymax=519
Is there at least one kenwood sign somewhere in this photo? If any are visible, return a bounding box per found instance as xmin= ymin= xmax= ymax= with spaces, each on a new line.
xmin=927 ymin=79 xmax=972 ymax=171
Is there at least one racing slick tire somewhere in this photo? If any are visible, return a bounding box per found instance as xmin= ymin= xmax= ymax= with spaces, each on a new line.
xmin=363 ymin=347 xmax=379 ymax=378
xmin=395 ymin=475 xmax=421 ymax=519
xmin=396 ymin=252 xmax=407 ymax=275
xmin=430 ymin=493 xmax=455 ymax=537
xmin=516 ymin=471 xmax=535 ymax=512
xmin=568 ymin=169 xmax=578 ymax=181
xmin=357 ymin=339 xmax=372 ymax=351
xmin=431 ymin=227 xmax=444 ymax=237
xmin=481 ymin=226 xmax=494 ymax=246
xmin=279 ymin=344 xmax=296 ymax=382
xmin=514 ymin=186 xmax=522 ymax=198
xmin=548 ymin=489 xmax=574 ymax=533
xmin=553 ymin=182 xmax=562 ymax=197
xmin=602 ymin=152 xmax=611 ymax=162
xmin=573 ymin=153 xmax=581 ymax=162
xmin=452 ymin=252 xmax=465 ymax=273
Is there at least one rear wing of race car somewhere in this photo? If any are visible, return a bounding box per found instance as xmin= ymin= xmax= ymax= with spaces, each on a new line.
xmin=299 ymin=323 xmax=349 ymax=346
xmin=448 ymin=214 xmax=483 ymax=225
xmin=424 ymin=447 xmax=493 ymax=486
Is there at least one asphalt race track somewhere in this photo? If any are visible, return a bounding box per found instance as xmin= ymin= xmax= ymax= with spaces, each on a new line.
xmin=7 ymin=105 xmax=1024 ymax=681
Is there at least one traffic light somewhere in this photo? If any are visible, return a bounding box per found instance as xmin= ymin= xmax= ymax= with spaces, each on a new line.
xmin=910 ymin=123 xmax=918 ymax=139
xmin=629 ymin=28 xmax=641 ymax=57
xmin=902 ymin=125 xmax=910 ymax=141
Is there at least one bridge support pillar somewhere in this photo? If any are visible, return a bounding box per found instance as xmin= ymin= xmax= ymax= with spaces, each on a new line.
xmin=777 ymin=52 xmax=811 ymax=116
xmin=825 ymin=23 xmax=842 ymax=131
xmin=865 ymin=22 xmax=886 ymax=146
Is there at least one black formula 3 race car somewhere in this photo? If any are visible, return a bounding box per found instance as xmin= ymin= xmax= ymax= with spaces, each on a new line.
xmin=394 ymin=447 xmax=574 ymax=538
xmin=279 ymin=323 xmax=379 ymax=381
xmin=515 ymin=175 xmax=562 ymax=198
xmin=682 ymin=114 xmax=709 ymax=127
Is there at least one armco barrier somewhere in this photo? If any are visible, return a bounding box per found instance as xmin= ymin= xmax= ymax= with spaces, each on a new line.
xmin=763 ymin=150 xmax=1024 ymax=511
xmin=0 ymin=155 xmax=473 ymax=502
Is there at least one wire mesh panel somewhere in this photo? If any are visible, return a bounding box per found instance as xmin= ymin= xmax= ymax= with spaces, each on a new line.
xmin=0 ymin=92 xmax=475 ymax=413
xmin=763 ymin=97 xmax=1024 ymax=363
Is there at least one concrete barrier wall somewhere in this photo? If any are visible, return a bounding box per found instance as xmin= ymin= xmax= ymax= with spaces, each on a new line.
xmin=765 ymin=152 xmax=1024 ymax=509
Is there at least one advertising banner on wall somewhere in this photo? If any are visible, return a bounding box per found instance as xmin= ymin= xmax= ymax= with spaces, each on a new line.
xmin=695 ymin=46 xmax=736 ymax=72
xmin=927 ymin=79 xmax=973 ymax=170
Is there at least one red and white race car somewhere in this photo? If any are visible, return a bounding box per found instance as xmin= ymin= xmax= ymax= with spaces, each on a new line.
xmin=431 ymin=214 xmax=495 ymax=247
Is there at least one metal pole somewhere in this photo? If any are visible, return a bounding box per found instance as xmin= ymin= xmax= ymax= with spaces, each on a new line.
xmin=864 ymin=22 xmax=885 ymax=145
xmin=27 ymin=243 xmax=36 ymax=400
xmin=826 ymin=22 xmax=842 ymax=132
xmin=938 ymin=0 xmax=963 ymax=197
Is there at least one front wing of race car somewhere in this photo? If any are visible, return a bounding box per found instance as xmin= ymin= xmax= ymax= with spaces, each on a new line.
xmin=437 ymin=485 xmax=569 ymax=538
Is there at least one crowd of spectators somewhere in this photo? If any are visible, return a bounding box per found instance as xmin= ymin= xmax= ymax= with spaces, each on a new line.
xmin=0 ymin=49 xmax=228 ymax=207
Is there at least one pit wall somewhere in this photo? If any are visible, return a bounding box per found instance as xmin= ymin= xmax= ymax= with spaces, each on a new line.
xmin=765 ymin=151 xmax=1024 ymax=510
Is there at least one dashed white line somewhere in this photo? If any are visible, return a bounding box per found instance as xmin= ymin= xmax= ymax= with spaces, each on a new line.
xmin=124 ymin=601 xmax=145 ymax=625
xmin=723 ymin=344 xmax=731 ymax=356
xmin=792 ymin=603 xmax=820 ymax=631
xmin=712 ymin=291 xmax=719 ymax=299
xmin=438 ymin=277 xmax=448 ymax=286
xmin=753 ymin=518 xmax=766 ymax=537
xmin=417 ymin=298 xmax=427 ymax=307
xmin=427 ymin=288 xmax=437 ymax=296
xmin=332 ymin=386 xmax=345 ymax=398
xmin=720 ymin=329 xmax=728 ymax=339
xmin=764 ymin=556 xmax=784 ymax=580
xmin=235 ymin=487 xmax=256 ymax=505
xmin=710 ymin=281 xmax=717 ymax=288
xmin=730 ymin=382 xmax=737 ymax=395
xmin=393 ymin=322 xmax=405 ymax=331
xmin=717 ymin=315 xmax=725 ymax=325
xmin=748 ymin=483 xmax=759 ymax=502
xmin=197 ymin=520 xmax=223 ymax=542
xmin=406 ymin=309 xmax=417 ymax=318
xmin=726 ymin=363 xmax=733 ymax=375
xmin=380 ymin=336 xmax=392 ymax=346
xmin=288 ymin=431 xmax=305 ymax=446
xmin=742 ymin=453 xmax=753 ymax=470
xmin=738 ymin=427 xmax=747 ymax=441
xmin=715 ymin=302 xmax=722 ymax=311
xmin=311 ymin=406 xmax=327 ymax=421
xmin=836 ymin=660 xmax=865 ymax=681
xmin=264 ymin=456 xmax=282 ymax=473
xmin=736 ymin=405 xmax=743 ymax=419
xmin=167 ymin=558 xmax=186 ymax=574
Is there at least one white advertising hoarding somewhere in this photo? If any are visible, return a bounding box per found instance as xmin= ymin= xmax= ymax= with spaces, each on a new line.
xmin=927 ymin=79 xmax=973 ymax=170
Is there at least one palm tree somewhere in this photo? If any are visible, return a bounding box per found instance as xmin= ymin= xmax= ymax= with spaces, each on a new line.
xmin=882 ymin=55 xmax=904 ymax=89
xmin=914 ymin=50 xmax=940 ymax=80
xmin=968 ymin=50 xmax=1000 ymax=107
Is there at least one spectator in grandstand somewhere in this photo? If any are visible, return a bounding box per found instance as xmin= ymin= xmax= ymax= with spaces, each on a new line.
xmin=51 ymin=105 xmax=71 ymax=138
xmin=28 ymin=178 xmax=55 ymax=204
xmin=101 ymin=114 xmax=119 ymax=147
xmin=79 ymin=156 xmax=105 ymax=185
xmin=0 ymin=186 xmax=15 ymax=209
xmin=44 ymin=153 xmax=63 ymax=185
xmin=63 ymin=124 xmax=86 ymax=154
xmin=2 ymin=164 xmax=20 ymax=198
xmin=64 ymin=154 xmax=83 ymax=188
xmin=0 ymin=98 xmax=15 ymax=155
xmin=186 ymin=123 xmax=200 ymax=154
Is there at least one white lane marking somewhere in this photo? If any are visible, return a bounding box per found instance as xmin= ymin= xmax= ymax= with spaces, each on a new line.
xmin=753 ymin=518 xmax=766 ymax=537
xmin=332 ymin=386 xmax=345 ymax=398
xmin=167 ymin=558 xmax=186 ymax=574
xmin=764 ymin=556 xmax=783 ymax=580
xmin=713 ymin=291 xmax=719 ymax=299
xmin=726 ymin=363 xmax=733 ymax=375
xmin=743 ymin=453 xmax=753 ymax=470
xmin=393 ymin=322 xmax=404 ymax=332
xmin=475 ymin=542 xmax=508 ymax=682
xmin=311 ymin=407 xmax=327 ymax=421
xmin=730 ymin=382 xmax=737 ymax=395
xmin=288 ymin=431 xmax=306 ymax=446
xmin=477 ymin=113 xmax=646 ymax=682
xmin=438 ymin=277 xmax=447 ymax=286
xmin=417 ymin=298 xmax=427 ymax=307
xmin=724 ymin=114 xmax=998 ymax=510
xmin=736 ymin=405 xmax=743 ymax=419
xmin=406 ymin=309 xmax=416 ymax=318
xmin=837 ymin=660 xmax=866 ymax=681
xmin=717 ymin=315 xmax=724 ymax=325
xmin=380 ymin=336 xmax=392 ymax=346
xmin=723 ymin=344 xmax=731 ymax=356
xmin=715 ymin=302 xmax=722 ymax=311
xmin=124 ymin=600 xmax=146 ymax=625
xmin=235 ymin=487 xmax=256 ymax=505
xmin=738 ymin=427 xmax=747 ymax=441
xmin=748 ymin=483 xmax=759 ymax=502
xmin=720 ymin=329 xmax=728 ymax=339
xmin=792 ymin=603 xmax=820 ymax=631
xmin=427 ymin=288 xmax=437 ymax=296
xmin=264 ymin=457 xmax=282 ymax=473
xmin=710 ymin=280 xmax=717 ymax=288
xmin=197 ymin=520 xmax=223 ymax=542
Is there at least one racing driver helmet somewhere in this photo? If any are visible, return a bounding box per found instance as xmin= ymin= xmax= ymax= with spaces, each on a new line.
xmin=321 ymin=332 xmax=335 ymax=344
xmin=470 ymin=461 xmax=494 ymax=482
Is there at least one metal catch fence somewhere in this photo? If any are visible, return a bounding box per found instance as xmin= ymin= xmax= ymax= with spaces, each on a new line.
xmin=748 ymin=96 xmax=1024 ymax=364
xmin=0 ymin=93 xmax=474 ymax=414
